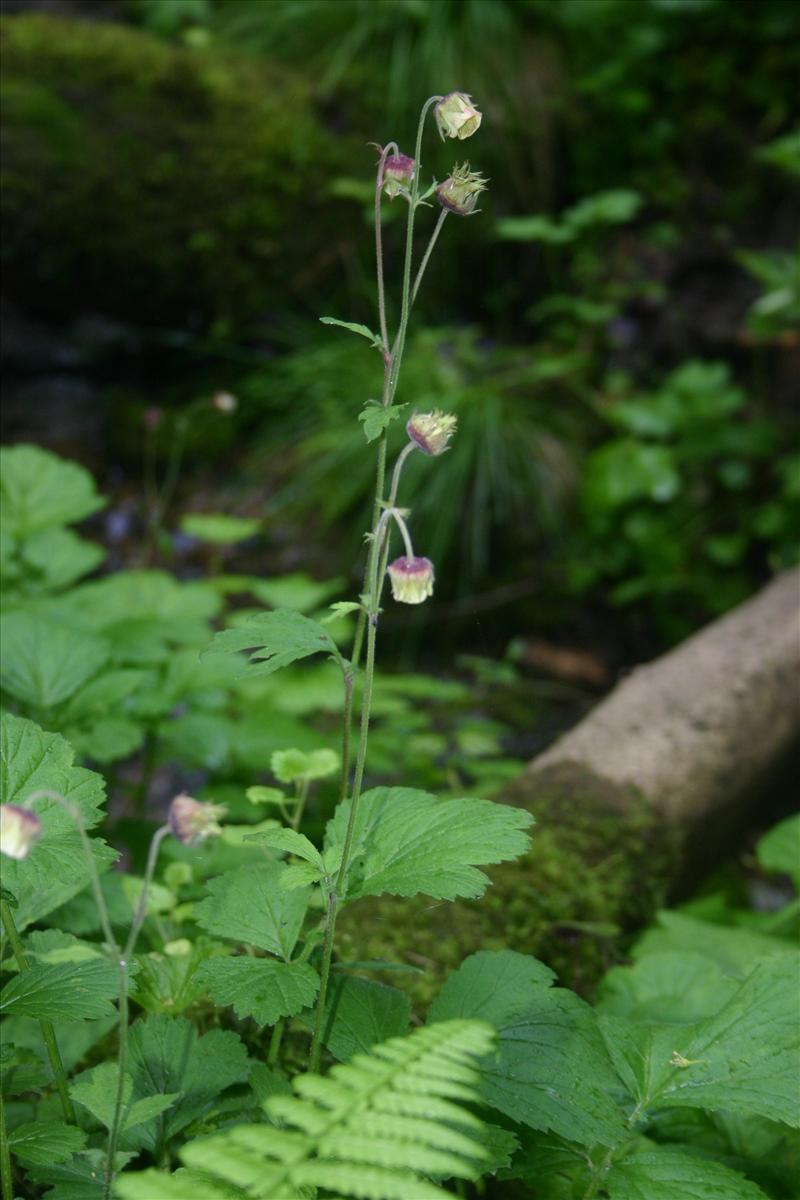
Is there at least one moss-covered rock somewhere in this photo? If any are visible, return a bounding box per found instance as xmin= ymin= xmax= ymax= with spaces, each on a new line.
xmin=0 ymin=14 xmax=352 ymax=330
xmin=337 ymin=762 xmax=678 ymax=1008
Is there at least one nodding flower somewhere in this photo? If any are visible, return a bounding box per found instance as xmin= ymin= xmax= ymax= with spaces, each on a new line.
xmin=0 ymin=804 xmax=42 ymax=860
xmin=168 ymin=794 xmax=226 ymax=847
xmin=387 ymin=556 xmax=435 ymax=605
xmin=436 ymin=163 xmax=488 ymax=217
xmin=382 ymin=153 xmax=416 ymax=199
xmin=406 ymin=410 xmax=457 ymax=456
xmin=434 ymin=92 xmax=482 ymax=141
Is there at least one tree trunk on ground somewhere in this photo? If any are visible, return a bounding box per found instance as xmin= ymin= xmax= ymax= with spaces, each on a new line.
xmin=338 ymin=571 xmax=800 ymax=1002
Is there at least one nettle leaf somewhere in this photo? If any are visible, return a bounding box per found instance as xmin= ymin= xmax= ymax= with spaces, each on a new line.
xmin=312 ymin=975 xmax=411 ymax=1062
xmin=0 ymin=444 xmax=105 ymax=538
xmin=358 ymin=401 xmax=409 ymax=443
xmin=8 ymin=1120 xmax=87 ymax=1166
xmin=429 ymin=950 xmax=626 ymax=1149
xmin=197 ymin=957 xmax=319 ymax=1027
xmin=605 ymin=1147 xmax=769 ymax=1200
xmin=320 ymin=315 xmax=383 ymax=349
xmin=0 ymin=957 xmax=118 ymax=1020
xmin=0 ymin=713 xmax=116 ymax=929
xmin=127 ymin=1014 xmax=251 ymax=1149
xmin=207 ymin=608 xmax=344 ymax=677
xmin=600 ymin=955 xmax=800 ymax=1127
xmin=194 ymin=862 xmax=310 ymax=960
xmin=326 ymin=787 xmax=533 ymax=902
xmin=0 ymin=612 xmax=110 ymax=708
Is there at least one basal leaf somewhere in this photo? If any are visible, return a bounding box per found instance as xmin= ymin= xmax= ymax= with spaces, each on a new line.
xmin=0 ymin=444 xmax=104 ymax=538
xmin=312 ymin=974 xmax=411 ymax=1062
xmin=605 ymin=1147 xmax=769 ymax=1199
xmin=8 ymin=1120 xmax=87 ymax=1166
xmin=197 ymin=957 xmax=319 ymax=1027
xmin=193 ymin=862 xmax=310 ymax=960
xmin=429 ymin=950 xmax=626 ymax=1149
xmin=326 ymin=787 xmax=533 ymax=902
xmin=0 ymin=957 xmax=119 ymax=1020
xmin=127 ymin=1014 xmax=251 ymax=1148
xmin=207 ymin=608 xmax=343 ymax=677
xmin=0 ymin=713 xmax=116 ymax=929
xmin=0 ymin=611 xmax=110 ymax=708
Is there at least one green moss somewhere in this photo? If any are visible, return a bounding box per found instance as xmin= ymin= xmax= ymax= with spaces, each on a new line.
xmin=337 ymin=762 xmax=679 ymax=1008
xmin=0 ymin=14 xmax=352 ymax=329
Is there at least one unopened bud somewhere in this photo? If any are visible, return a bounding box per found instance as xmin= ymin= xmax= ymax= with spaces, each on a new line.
xmin=212 ymin=392 xmax=237 ymax=414
xmin=436 ymin=163 xmax=488 ymax=217
xmin=383 ymin=153 xmax=416 ymax=199
xmin=387 ymin=556 xmax=435 ymax=605
xmin=168 ymin=794 xmax=226 ymax=847
xmin=435 ymin=92 xmax=482 ymax=141
xmin=407 ymin=410 xmax=457 ymax=456
xmin=0 ymin=804 xmax=42 ymax=860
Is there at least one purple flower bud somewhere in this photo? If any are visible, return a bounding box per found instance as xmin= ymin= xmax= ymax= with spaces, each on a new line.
xmin=435 ymin=93 xmax=482 ymax=141
xmin=387 ymin=556 xmax=435 ymax=605
xmin=382 ymin=153 xmax=416 ymax=199
xmin=0 ymin=804 xmax=42 ymax=860
xmin=407 ymin=410 xmax=457 ymax=456
xmin=168 ymin=794 xmax=226 ymax=847
xmin=436 ymin=162 xmax=488 ymax=217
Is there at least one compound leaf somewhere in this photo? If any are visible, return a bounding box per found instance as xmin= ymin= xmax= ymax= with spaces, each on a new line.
xmin=207 ymin=608 xmax=343 ymax=677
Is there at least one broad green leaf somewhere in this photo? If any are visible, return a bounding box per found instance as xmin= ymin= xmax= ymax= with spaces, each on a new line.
xmin=59 ymin=669 xmax=148 ymax=722
xmin=197 ymin=957 xmax=319 ymax=1027
xmin=20 ymin=526 xmax=105 ymax=591
xmin=28 ymin=1148 xmax=136 ymax=1200
xmin=757 ymin=814 xmax=800 ymax=886
xmin=429 ymin=950 xmax=626 ymax=1148
xmin=0 ymin=444 xmax=104 ymax=537
xmin=0 ymin=957 xmax=119 ymax=1020
xmin=3 ymin=1012 xmax=117 ymax=1074
xmin=180 ymin=513 xmax=261 ymax=545
xmin=245 ymin=826 xmax=323 ymax=868
xmin=127 ymin=1014 xmax=250 ymax=1148
xmin=326 ymin=787 xmax=533 ymax=902
xmin=71 ymin=1062 xmax=178 ymax=1136
xmin=312 ymin=975 xmax=411 ymax=1061
xmin=249 ymin=573 xmax=344 ymax=613
xmin=66 ymin=716 xmax=145 ymax=764
xmin=601 ymin=955 xmax=800 ymax=1126
xmin=0 ymin=611 xmax=110 ymax=708
xmin=320 ymin=316 xmax=383 ymax=349
xmin=632 ymin=911 xmax=795 ymax=978
xmin=207 ymin=608 xmax=343 ymax=677
xmin=606 ymin=1147 xmax=769 ymax=1199
xmin=358 ymin=401 xmax=408 ymax=443
xmin=598 ymin=951 xmax=739 ymax=1024
xmin=8 ymin=1120 xmax=87 ymax=1166
xmin=0 ymin=713 xmax=116 ymax=929
xmin=271 ymin=746 xmax=339 ymax=783
xmin=194 ymin=862 xmax=310 ymax=960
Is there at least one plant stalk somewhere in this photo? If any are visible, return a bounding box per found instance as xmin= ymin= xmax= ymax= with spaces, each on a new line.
xmin=412 ymin=208 xmax=448 ymax=305
xmin=0 ymin=898 xmax=76 ymax=1124
xmin=0 ymin=1088 xmax=12 ymax=1200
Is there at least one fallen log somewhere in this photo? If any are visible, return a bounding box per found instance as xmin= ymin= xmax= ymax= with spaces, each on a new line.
xmin=338 ymin=570 xmax=800 ymax=999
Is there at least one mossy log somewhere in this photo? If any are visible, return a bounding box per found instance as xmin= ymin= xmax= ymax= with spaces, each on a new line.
xmin=0 ymin=14 xmax=354 ymax=329
xmin=339 ymin=570 xmax=800 ymax=1001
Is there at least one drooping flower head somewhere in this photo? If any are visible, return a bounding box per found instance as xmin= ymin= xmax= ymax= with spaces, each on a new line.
xmin=168 ymin=794 xmax=226 ymax=847
xmin=406 ymin=410 xmax=457 ymax=457
xmin=382 ymin=153 xmax=416 ymax=199
xmin=387 ymin=556 xmax=435 ymax=605
xmin=435 ymin=92 xmax=482 ymax=141
xmin=0 ymin=804 xmax=42 ymax=860
xmin=436 ymin=163 xmax=488 ymax=217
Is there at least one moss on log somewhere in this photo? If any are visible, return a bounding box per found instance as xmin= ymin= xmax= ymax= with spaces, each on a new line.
xmin=0 ymin=14 xmax=351 ymax=329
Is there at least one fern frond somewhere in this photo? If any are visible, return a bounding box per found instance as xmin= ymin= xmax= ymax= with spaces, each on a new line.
xmin=116 ymin=1020 xmax=495 ymax=1200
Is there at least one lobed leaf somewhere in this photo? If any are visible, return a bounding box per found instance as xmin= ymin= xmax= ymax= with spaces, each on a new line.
xmin=197 ymin=957 xmax=319 ymax=1027
xmin=207 ymin=608 xmax=344 ymax=677
xmin=193 ymin=862 xmax=310 ymax=961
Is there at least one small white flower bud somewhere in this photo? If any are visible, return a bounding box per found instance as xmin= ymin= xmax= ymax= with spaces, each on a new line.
xmin=0 ymin=804 xmax=42 ymax=860
xmin=387 ymin=556 xmax=435 ymax=605
xmin=435 ymin=92 xmax=482 ymax=141
xmin=168 ymin=794 xmax=226 ymax=847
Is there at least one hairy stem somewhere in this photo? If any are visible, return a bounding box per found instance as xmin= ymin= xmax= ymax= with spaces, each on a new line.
xmin=124 ymin=825 xmax=170 ymax=959
xmin=0 ymin=898 xmax=75 ymax=1124
xmin=0 ymin=1088 xmax=12 ymax=1200
xmin=104 ymin=962 xmax=129 ymax=1200
xmin=309 ymin=891 xmax=337 ymax=1072
xmin=268 ymin=1019 xmax=285 ymax=1069
xmin=337 ymin=670 xmax=355 ymax=806
xmin=412 ymin=208 xmax=448 ymax=305
xmin=374 ymin=141 xmax=397 ymax=352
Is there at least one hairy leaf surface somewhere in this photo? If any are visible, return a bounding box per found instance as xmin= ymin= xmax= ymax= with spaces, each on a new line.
xmin=193 ymin=862 xmax=309 ymax=960
xmin=197 ymin=957 xmax=319 ymax=1027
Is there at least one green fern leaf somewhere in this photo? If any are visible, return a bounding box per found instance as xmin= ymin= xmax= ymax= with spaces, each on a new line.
xmin=117 ymin=1020 xmax=495 ymax=1200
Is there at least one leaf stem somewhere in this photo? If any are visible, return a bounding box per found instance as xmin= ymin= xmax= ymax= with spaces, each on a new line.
xmin=309 ymin=890 xmax=337 ymax=1073
xmin=104 ymin=962 xmax=129 ymax=1200
xmin=0 ymin=898 xmax=75 ymax=1123
xmin=0 ymin=1088 xmax=12 ymax=1200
